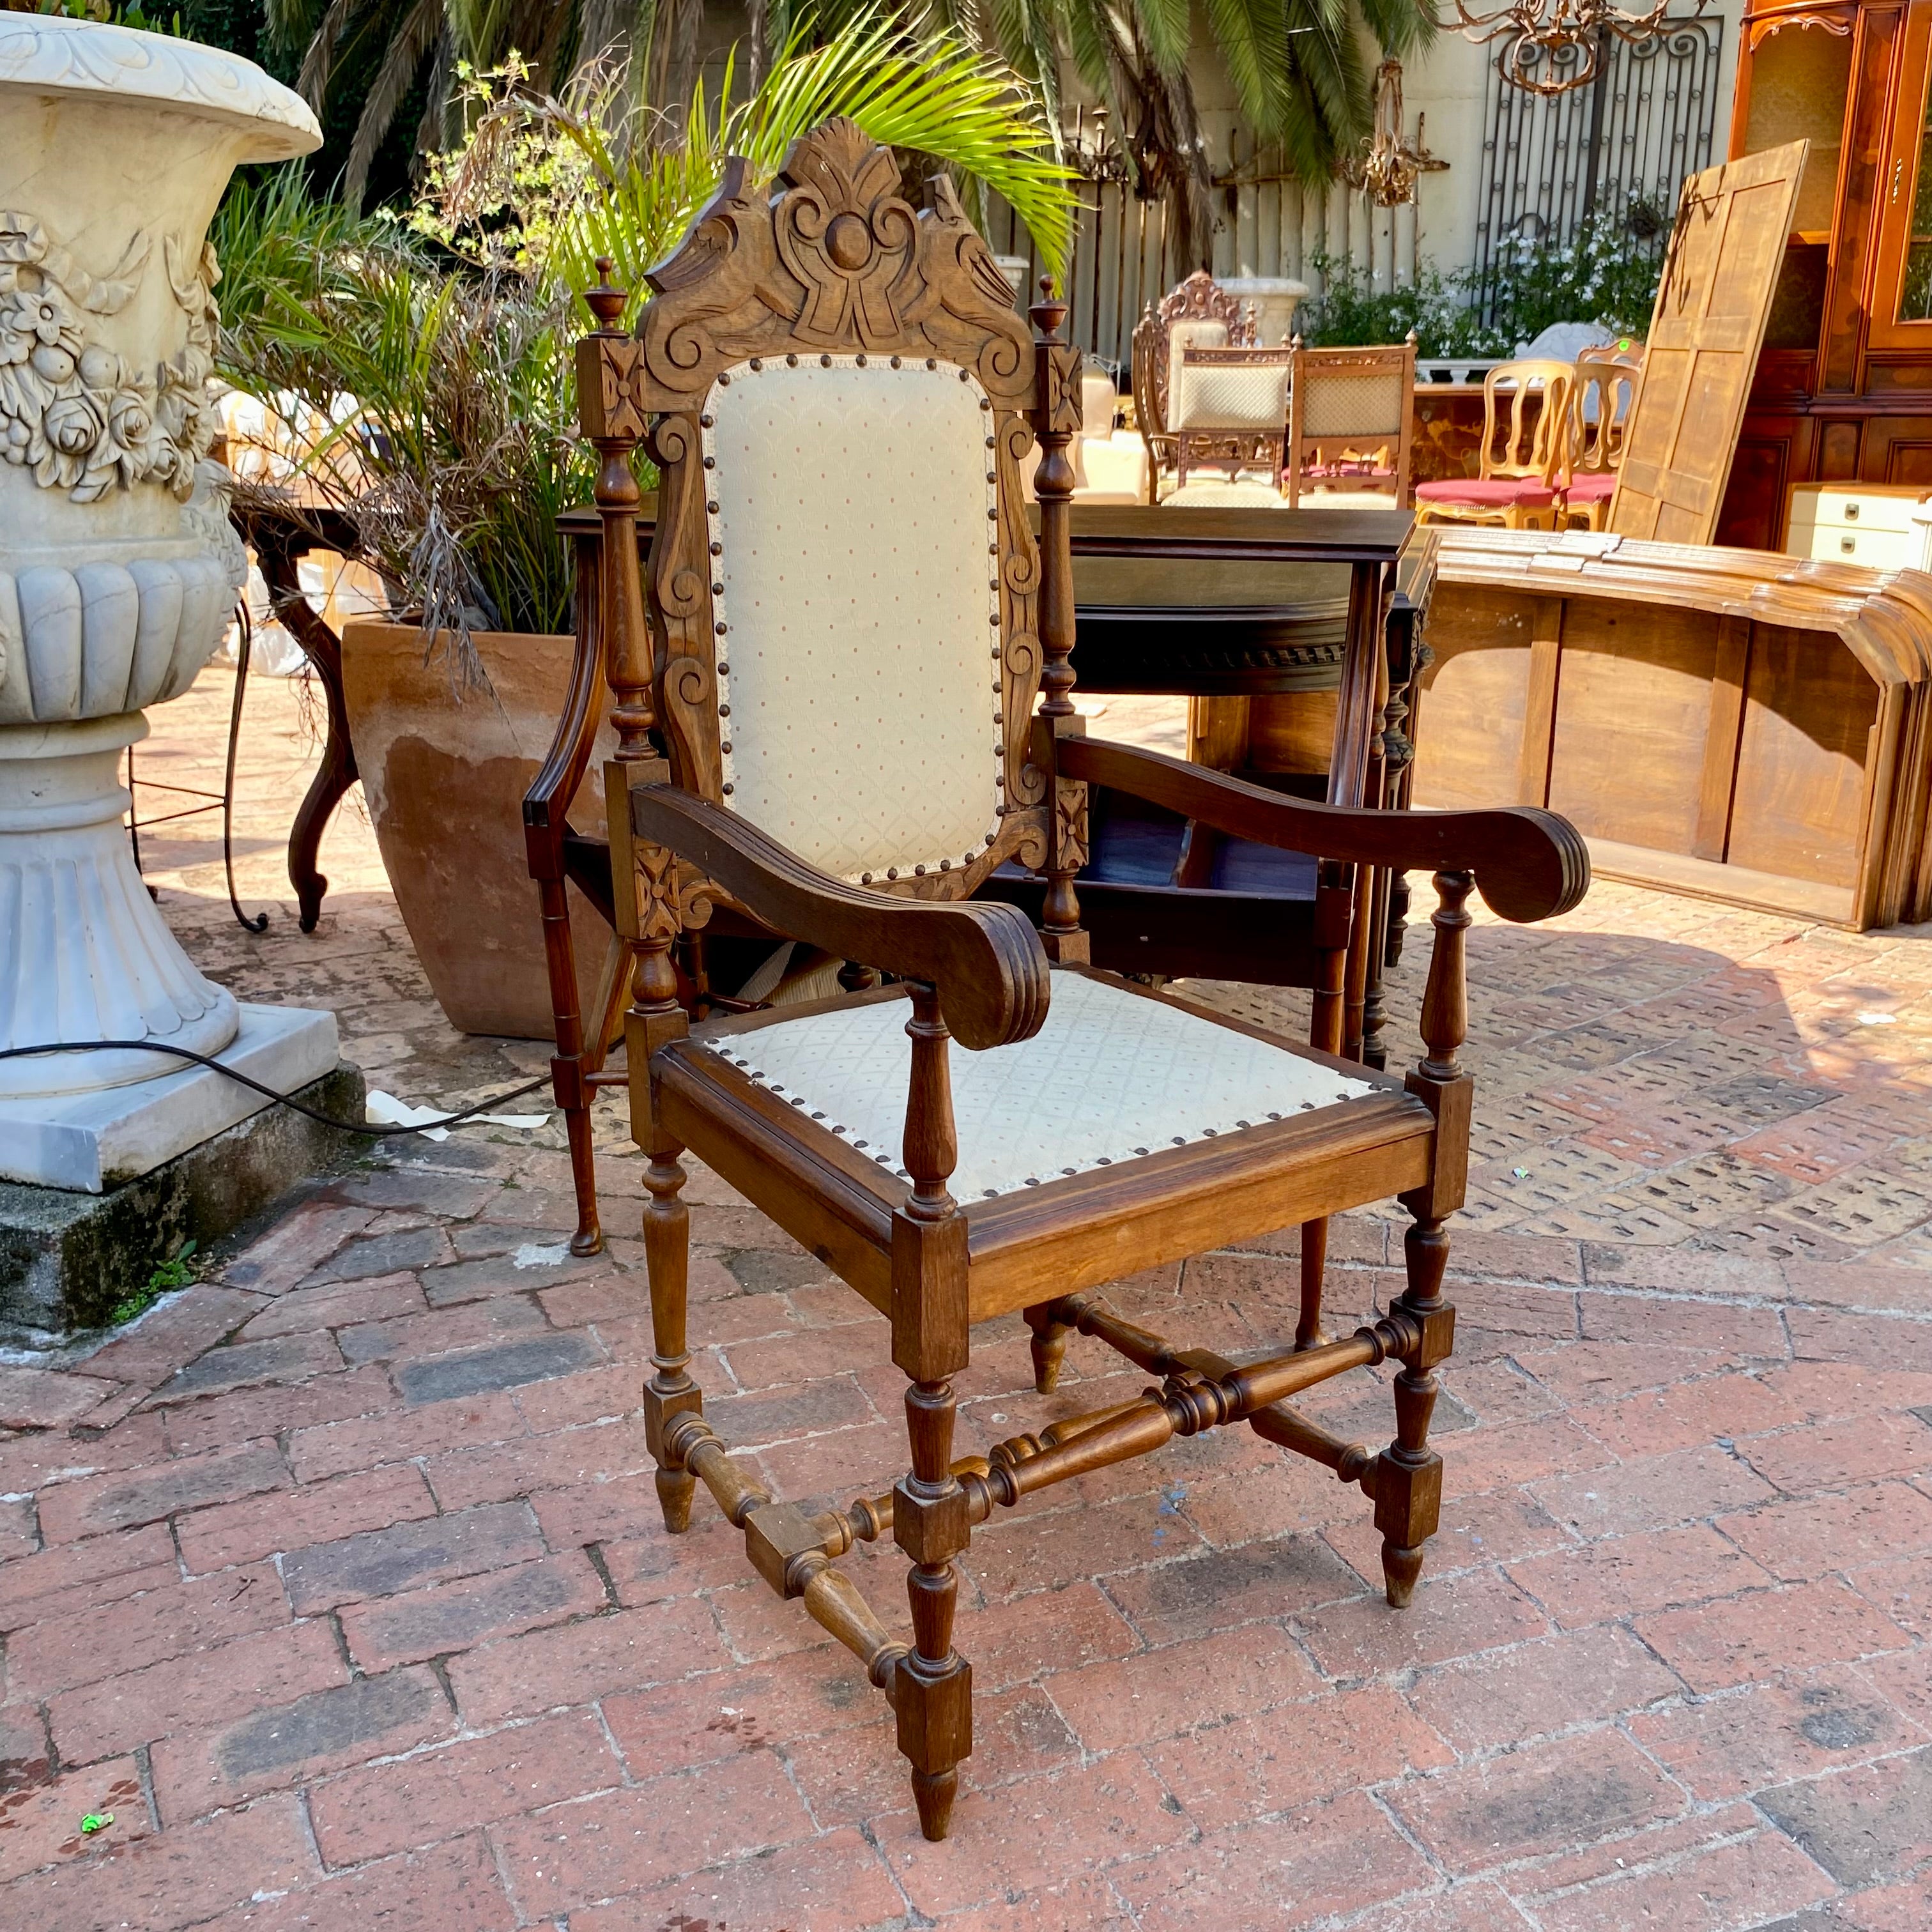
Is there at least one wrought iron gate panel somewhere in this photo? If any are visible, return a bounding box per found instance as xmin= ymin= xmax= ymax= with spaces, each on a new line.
xmin=1473 ymin=18 xmax=1723 ymax=303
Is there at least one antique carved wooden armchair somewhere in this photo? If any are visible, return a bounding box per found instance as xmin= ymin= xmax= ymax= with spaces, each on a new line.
xmin=1129 ymin=269 xmax=1258 ymax=500
xmin=580 ymin=121 xmax=1589 ymax=1841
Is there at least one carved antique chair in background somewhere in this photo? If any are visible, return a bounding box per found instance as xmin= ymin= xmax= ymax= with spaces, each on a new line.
xmin=1285 ymin=336 xmax=1419 ymax=507
xmin=577 ymin=120 xmax=1588 ymax=1840
xmin=1129 ymin=268 xmax=1258 ymax=500
xmin=1169 ymin=341 xmax=1296 ymax=491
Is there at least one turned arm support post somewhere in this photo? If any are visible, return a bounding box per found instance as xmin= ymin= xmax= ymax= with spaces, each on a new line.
xmin=1028 ymin=275 xmax=1090 ymax=963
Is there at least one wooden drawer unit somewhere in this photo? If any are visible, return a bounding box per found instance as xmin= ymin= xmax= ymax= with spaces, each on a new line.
xmin=1786 ymin=481 xmax=1930 ymax=565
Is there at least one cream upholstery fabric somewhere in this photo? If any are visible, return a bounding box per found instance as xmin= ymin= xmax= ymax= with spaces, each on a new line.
xmin=1080 ymin=371 xmax=1119 ymax=433
xmin=1170 ymin=353 xmax=1293 ymax=431
xmin=1300 ymin=370 xmax=1406 ymax=439
xmin=700 ymin=969 xmax=1375 ymax=1198
xmin=1162 ymin=478 xmax=1289 ymax=507
xmin=1072 ymin=430 xmax=1149 ymax=502
xmin=1167 ymin=318 xmax=1229 ymax=367
xmin=705 ymin=358 xmax=1002 ymax=883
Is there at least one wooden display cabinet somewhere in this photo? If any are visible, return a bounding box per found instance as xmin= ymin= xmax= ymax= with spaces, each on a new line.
xmin=1717 ymin=0 xmax=1932 ymax=548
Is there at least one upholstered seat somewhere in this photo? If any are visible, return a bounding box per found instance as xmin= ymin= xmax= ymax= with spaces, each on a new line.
xmin=693 ymin=968 xmax=1375 ymax=1199
xmin=1415 ymin=477 xmax=1557 ymax=508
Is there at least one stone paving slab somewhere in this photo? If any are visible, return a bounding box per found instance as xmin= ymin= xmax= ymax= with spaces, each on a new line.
xmin=0 ymin=670 xmax=1928 ymax=1927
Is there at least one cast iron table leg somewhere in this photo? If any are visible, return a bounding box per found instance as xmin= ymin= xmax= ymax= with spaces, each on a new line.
xmin=256 ymin=534 xmax=358 ymax=933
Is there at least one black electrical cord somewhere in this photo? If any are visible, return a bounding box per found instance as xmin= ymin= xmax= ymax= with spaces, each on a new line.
xmin=0 ymin=1040 xmax=551 ymax=1137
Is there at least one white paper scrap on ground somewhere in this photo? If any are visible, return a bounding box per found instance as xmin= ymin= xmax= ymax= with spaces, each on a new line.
xmin=365 ymin=1091 xmax=551 ymax=1142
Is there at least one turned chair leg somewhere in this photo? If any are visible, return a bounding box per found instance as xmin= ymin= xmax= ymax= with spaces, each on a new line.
xmin=895 ymin=1378 xmax=972 ymax=1839
xmin=640 ymin=1141 xmax=701 ymax=1533
xmin=1025 ymin=1301 xmax=1076 ymax=1392
xmin=1375 ymin=1212 xmax=1456 ymax=1606
xmin=1296 ymin=1218 xmax=1330 ymax=1350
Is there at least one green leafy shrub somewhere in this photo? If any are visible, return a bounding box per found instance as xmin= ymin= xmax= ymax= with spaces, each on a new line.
xmin=1300 ymin=204 xmax=1666 ymax=356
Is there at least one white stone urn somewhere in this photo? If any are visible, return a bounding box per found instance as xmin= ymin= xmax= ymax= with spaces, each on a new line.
xmin=0 ymin=19 xmax=319 ymax=1101
xmin=1221 ymin=276 xmax=1311 ymax=346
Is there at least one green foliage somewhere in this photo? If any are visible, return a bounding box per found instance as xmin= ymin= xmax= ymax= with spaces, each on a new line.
xmin=967 ymin=0 xmax=1436 ymax=211
xmin=217 ymin=8 xmax=1075 ymax=650
xmin=1300 ymin=208 xmax=1664 ymax=357
xmin=4 ymin=0 xmax=185 ymax=29
xmin=109 ymin=1241 xmax=197 ymax=1328
xmin=417 ymin=14 xmax=1075 ymax=314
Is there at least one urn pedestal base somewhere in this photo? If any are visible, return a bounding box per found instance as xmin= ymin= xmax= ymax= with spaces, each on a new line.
xmin=0 ymin=1045 xmax=364 ymax=1343
xmin=0 ymin=712 xmax=241 ymax=1098
xmin=0 ymin=1000 xmax=342 ymax=1192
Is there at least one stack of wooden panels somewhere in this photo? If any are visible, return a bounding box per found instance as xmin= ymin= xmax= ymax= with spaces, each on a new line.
xmin=1417 ymin=528 xmax=1932 ymax=931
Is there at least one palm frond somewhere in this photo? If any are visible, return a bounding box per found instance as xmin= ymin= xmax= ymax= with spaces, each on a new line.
xmin=293 ymin=0 xmax=355 ymax=111
xmin=740 ymin=10 xmax=1077 ymax=268
xmin=1131 ymin=0 xmax=1193 ymax=78
xmin=1201 ymin=0 xmax=1292 ymax=138
xmin=344 ymin=0 xmax=448 ymax=210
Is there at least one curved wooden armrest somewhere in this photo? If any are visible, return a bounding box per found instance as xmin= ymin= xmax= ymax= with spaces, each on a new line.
xmin=522 ymin=539 xmax=604 ymax=880
xmin=1062 ymin=736 xmax=1589 ymax=924
xmin=630 ymin=786 xmax=1050 ymax=1051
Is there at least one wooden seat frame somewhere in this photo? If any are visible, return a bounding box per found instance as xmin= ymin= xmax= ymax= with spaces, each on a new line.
xmin=578 ymin=121 xmax=1589 ymax=1842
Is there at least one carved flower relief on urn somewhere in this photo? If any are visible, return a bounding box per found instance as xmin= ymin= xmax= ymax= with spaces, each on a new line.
xmin=0 ymin=17 xmax=319 ymax=1103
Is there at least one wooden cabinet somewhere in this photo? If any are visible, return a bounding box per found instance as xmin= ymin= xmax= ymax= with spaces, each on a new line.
xmin=1417 ymin=529 xmax=1932 ymax=930
xmin=1717 ymin=0 xmax=1932 ymax=545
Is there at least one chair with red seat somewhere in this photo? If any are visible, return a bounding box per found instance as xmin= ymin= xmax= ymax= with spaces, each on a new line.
xmin=1414 ymin=359 xmax=1576 ymax=530
xmin=1563 ymin=343 xmax=1643 ymax=531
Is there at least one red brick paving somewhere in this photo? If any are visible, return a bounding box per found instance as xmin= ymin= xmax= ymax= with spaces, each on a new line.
xmin=0 ymin=673 xmax=1929 ymax=1926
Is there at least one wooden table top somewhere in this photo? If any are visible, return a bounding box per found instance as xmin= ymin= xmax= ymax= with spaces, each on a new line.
xmin=554 ymin=500 xmax=1417 ymax=566
xmin=1065 ymin=502 xmax=1415 ymax=564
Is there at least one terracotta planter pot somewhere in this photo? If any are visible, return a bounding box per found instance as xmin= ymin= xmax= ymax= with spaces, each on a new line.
xmin=341 ymin=620 xmax=613 ymax=1038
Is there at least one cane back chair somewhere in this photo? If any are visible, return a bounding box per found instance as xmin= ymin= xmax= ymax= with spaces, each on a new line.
xmin=581 ymin=120 xmax=1589 ymax=1841
xmin=1285 ymin=335 xmax=1419 ymax=507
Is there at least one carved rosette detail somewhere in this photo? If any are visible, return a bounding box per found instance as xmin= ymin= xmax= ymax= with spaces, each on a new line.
xmin=1053 ymin=779 xmax=1089 ymax=873
xmin=636 ymin=841 xmax=719 ymax=947
xmin=0 ymin=215 xmax=220 ymax=505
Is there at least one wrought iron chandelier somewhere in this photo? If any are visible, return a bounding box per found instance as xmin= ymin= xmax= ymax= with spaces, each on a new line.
xmin=1453 ymin=0 xmax=1707 ymax=96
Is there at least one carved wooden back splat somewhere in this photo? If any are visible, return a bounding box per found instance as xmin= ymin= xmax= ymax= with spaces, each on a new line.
xmin=597 ymin=119 xmax=1052 ymax=903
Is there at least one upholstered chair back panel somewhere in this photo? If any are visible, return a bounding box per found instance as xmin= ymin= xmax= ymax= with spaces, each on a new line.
xmin=1170 ymin=351 xmax=1294 ymax=431
xmin=1300 ymin=369 xmax=1406 ymax=440
xmin=704 ymin=356 xmax=1003 ymax=884
xmin=1167 ymin=318 xmax=1229 ymax=368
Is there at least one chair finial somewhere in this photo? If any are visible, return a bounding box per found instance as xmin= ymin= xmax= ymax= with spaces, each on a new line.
xmin=586 ymin=259 xmax=627 ymax=332
xmin=1031 ymin=275 xmax=1068 ymax=342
